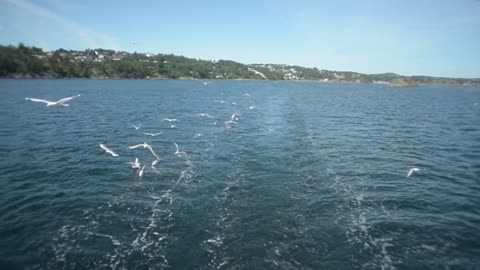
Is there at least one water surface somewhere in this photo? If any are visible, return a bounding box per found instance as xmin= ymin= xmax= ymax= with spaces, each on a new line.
xmin=0 ymin=79 xmax=479 ymax=269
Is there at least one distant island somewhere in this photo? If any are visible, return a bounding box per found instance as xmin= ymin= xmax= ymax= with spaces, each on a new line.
xmin=1 ymin=43 xmax=479 ymax=87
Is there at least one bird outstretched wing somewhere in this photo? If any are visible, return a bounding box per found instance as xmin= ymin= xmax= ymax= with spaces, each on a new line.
xmin=129 ymin=144 xmax=144 ymax=149
xmin=25 ymin=98 xmax=54 ymax=104
xmin=57 ymin=95 xmax=80 ymax=104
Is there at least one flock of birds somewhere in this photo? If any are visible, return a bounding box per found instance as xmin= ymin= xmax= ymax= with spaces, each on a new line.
xmin=24 ymin=90 xmax=251 ymax=178
xmin=24 ymin=92 xmax=422 ymax=179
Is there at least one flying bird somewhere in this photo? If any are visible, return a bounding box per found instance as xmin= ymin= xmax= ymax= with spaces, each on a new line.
xmin=129 ymin=142 xmax=160 ymax=160
xmin=162 ymin=118 xmax=177 ymax=123
xmin=138 ymin=165 xmax=145 ymax=177
xmin=132 ymin=124 xmax=141 ymax=130
xmin=144 ymin=132 xmax=162 ymax=136
xmin=197 ymin=113 xmax=213 ymax=118
xmin=174 ymin=143 xmax=187 ymax=158
xmin=100 ymin=144 xmax=119 ymax=157
xmin=407 ymin=168 xmax=421 ymax=178
xmin=231 ymin=113 xmax=240 ymax=121
xmin=25 ymin=95 xmax=80 ymax=107
xmin=128 ymin=158 xmax=141 ymax=169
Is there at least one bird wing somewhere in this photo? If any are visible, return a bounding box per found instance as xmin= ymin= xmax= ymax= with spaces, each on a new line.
xmin=100 ymin=144 xmax=118 ymax=156
xmin=109 ymin=150 xmax=119 ymax=157
xmin=129 ymin=144 xmax=144 ymax=149
xmin=145 ymin=132 xmax=161 ymax=136
xmin=100 ymin=144 xmax=108 ymax=151
xmin=25 ymin=97 xmax=54 ymax=104
xmin=174 ymin=143 xmax=179 ymax=152
xmin=56 ymin=95 xmax=80 ymax=104
xmin=146 ymin=145 xmax=160 ymax=160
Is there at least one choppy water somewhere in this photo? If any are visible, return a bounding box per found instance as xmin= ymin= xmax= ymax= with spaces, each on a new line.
xmin=0 ymin=79 xmax=479 ymax=270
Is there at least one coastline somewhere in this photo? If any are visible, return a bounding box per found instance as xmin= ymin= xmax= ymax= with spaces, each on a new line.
xmin=1 ymin=75 xmax=479 ymax=87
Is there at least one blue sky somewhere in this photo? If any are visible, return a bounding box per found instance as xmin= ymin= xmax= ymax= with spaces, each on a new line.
xmin=1 ymin=0 xmax=480 ymax=78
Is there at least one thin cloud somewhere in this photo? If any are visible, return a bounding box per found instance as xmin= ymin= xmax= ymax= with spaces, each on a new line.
xmin=4 ymin=0 xmax=119 ymax=50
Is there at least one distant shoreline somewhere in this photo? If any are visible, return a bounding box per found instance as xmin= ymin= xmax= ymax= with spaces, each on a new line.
xmin=3 ymin=76 xmax=480 ymax=88
xmin=1 ymin=44 xmax=479 ymax=87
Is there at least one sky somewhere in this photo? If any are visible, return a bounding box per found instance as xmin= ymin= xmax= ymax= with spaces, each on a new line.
xmin=1 ymin=0 xmax=480 ymax=78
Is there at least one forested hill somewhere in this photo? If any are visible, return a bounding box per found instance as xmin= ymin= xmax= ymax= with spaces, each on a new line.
xmin=1 ymin=44 xmax=479 ymax=86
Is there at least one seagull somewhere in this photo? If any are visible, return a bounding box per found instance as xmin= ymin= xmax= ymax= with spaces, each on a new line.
xmin=25 ymin=95 xmax=80 ymax=107
xmin=407 ymin=168 xmax=421 ymax=178
xmin=138 ymin=165 xmax=145 ymax=177
xmin=174 ymin=143 xmax=187 ymax=158
xmin=128 ymin=158 xmax=141 ymax=169
xmin=225 ymin=120 xmax=238 ymax=128
xmin=144 ymin=132 xmax=162 ymax=136
xmin=197 ymin=113 xmax=213 ymax=118
xmin=203 ymin=81 xmax=210 ymax=86
xmin=129 ymin=142 xmax=160 ymax=160
xmin=243 ymin=93 xmax=251 ymax=97
xmin=248 ymin=105 xmax=256 ymax=110
xmin=162 ymin=118 xmax=177 ymax=123
xmin=215 ymin=100 xmax=226 ymax=104
xmin=151 ymin=159 xmax=159 ymax=168
xmin=100 ymin=144 xmax=119 ymax=157
xmin=231 ymin=102 xmax=237 ymax=106
xmin=132 ymin=124 xmax=141 ymax=130
xmin=170 ymin=124 xmax=176 ymax=128
xmin=231 ymin=113 xmax=240 ymax=121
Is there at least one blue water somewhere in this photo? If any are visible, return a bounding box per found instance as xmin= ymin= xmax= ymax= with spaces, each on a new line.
xmin=0 ymin=79 xmax=479 ymax=269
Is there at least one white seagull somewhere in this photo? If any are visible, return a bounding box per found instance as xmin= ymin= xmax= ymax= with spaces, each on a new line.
xmin=128 ymin=158 xmax=141 ymax=169
xmin=25 ymin=94 xmax=80 ymax=107
xmin=144 ymin=132 xmax=162 ymax=136
xmin=129 ymin=142 xmax=160 ymax=160
xmin=243 ymin=93 xmax=252 ymax=97
xmin=225 ymin=120 xmax=238 ymax=128
xmin=138 ymin=165 xmax=145 ymax=177
xmin=407 ymin=168 xmax=421 ymax=178
xmin=197 ymin=113 xmax=213 ymax=118
xmin=215 ymin=100 xmax=226 ymax=104
xmin=231 ymin=113 xmax=240 ymax=121
xmin=100 ymin=144 xmax=119 ymax=157
xmin=132 ymin=124 xmax=141 ymax=130
xmin=162 ymin=118 xmax=177 ymax=123
xmin=174 ymin=143 xmax=187 ymax=158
